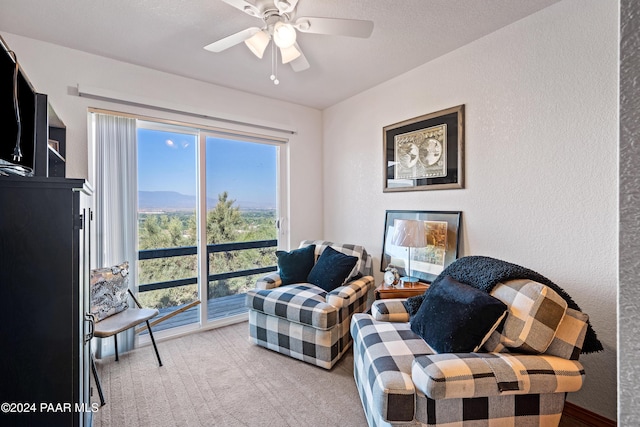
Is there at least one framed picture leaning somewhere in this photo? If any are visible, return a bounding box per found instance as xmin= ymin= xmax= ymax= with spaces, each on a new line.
xmin=381 ymin=210 xmax=462 ymax=283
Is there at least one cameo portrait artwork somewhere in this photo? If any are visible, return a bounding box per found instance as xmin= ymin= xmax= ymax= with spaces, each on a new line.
xmin=394 ymin=124 xmax=447 ymax=180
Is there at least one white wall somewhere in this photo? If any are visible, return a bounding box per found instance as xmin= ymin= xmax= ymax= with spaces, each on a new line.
xmin=323 ymin=0 xmax=617 ymax=420
xmin=1 ymin=32 xmax=324 ymax=248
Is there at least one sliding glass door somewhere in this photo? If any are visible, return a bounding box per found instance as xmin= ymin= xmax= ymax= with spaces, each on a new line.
xmin=204 ymin=136 xmax=279 ymax=322
xmin=136 ymin=124 xmax=201 ymax=331
xmin=132 ymin=118 xmax=283 ymax=334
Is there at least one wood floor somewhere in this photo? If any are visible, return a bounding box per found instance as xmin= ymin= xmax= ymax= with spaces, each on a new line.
xmin=560 ymin=413 xmax=590 ymax=426
xmin=560 ymin=402 xmax=616 ymax=426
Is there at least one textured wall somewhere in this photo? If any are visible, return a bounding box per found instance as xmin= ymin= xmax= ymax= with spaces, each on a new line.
xmin=620 ymin=0 xmax=639 ymax=423
xmin=323 ymin=0 xmax=618 ymax=419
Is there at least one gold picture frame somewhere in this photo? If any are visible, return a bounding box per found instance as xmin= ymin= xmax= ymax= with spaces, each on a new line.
xmin=383 ymin=105 xmax=464 ymax=192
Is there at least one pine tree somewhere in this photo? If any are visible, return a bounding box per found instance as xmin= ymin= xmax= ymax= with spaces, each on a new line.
xmin=206 ymin=191 xmax=243 ymax=244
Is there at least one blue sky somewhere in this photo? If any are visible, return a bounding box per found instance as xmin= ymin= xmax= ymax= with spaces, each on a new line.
xmin=137 ymin=128 xmax=277 ymax=208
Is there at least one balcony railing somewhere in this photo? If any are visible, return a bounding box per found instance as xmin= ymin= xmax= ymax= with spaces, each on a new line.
xmin=138 ymin=239 xmax=277 ymax=293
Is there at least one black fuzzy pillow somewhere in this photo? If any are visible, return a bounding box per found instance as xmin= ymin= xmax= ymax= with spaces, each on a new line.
xmin=403 ymin=294 xmax=425 ymax=318
xmin=410 ymin=275 xmax=508 ymax=353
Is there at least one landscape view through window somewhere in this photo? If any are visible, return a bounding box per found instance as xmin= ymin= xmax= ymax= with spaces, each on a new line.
xmin=136 ymin=126 xmax=279 ymax=326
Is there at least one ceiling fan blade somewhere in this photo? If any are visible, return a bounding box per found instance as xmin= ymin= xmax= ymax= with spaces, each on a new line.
xmin=275 ymin=0 xmax=299 ymax=15
xmin=294 ymin=17 xmax=374 ymax=38
xmin=220 ymin=0 xmax=261 ymax=17
xmin=289 ymin=43 xmax=310 ymax=72
xmin=204 ymin=27 xmax=261 ymax=52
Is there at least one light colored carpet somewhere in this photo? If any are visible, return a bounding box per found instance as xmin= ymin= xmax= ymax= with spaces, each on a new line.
xmin=91 ymin=321 xmax=367 ymax=426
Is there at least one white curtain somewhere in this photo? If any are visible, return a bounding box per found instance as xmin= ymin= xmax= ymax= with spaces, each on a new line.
xmin=93 ymin=113 xmax=138 ymax=358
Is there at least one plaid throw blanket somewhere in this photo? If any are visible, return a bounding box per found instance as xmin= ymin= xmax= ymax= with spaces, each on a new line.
xmin=426 ymin=256 xmax=603 ymax=354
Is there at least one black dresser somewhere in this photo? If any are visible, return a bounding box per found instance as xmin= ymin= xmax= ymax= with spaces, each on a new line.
xmin=0 ymin=176 xmax=93 ymax=426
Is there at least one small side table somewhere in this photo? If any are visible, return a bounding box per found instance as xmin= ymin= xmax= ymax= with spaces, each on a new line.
xmin=374 ymin=282 xmax=430 ymax=300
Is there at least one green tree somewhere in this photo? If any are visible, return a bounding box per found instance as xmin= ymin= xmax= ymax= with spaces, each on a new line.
xmin=139 ymin=214 xmax=194 ymax=250
xmin=206 ymin=191 xmax=243 ymax=243
xmin=137 ymin=192 xmax=277 ymax=308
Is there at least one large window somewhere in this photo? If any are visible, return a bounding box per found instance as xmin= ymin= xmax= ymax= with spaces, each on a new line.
xmin=96 ymin=115 xmax=285 ymax=335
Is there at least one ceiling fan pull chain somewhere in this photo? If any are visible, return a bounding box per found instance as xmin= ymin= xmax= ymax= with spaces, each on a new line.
xmin=270 ymin=41 xmax=280 ymax=85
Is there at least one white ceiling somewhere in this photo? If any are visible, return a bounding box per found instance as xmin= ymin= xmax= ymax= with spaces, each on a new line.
xmin=0 ymin=0 xmax=561 ymax=110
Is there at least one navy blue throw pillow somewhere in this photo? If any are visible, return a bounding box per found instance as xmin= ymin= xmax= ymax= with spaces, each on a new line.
xmin=410 ymin=275 xmax=507 ymax=353
xmin=276 ymin=245 xmax=316 ymax=286
xmin=307 ymin=246 xmax=358 ymax=292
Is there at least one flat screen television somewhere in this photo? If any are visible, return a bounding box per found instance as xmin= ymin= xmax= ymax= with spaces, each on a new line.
xmin=0 ymin=35 xmax=37 ymax=176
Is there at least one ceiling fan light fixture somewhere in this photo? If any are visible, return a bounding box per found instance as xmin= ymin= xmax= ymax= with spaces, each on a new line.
xmin=206 ymin=0 xmax=374 ymax=81
xmin=244 ymin=30 xmax=270 ymax=58
xmin=296 ymin=19 xmax=310 ymax=31
xmin=273 ymin=21 xmax=297 ymax=48
xmin=279 ymin=44 xmax=301 ymax=64
xmin=275 ymin=0 xmax=291 ymax=10
xmin=243 ymin=6 xmax=258 ymax=16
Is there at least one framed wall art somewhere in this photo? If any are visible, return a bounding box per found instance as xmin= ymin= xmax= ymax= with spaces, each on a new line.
xmin=383 ymin=105 xmax=464 ymax=192
xmin=381 ymin=210 xmax=462 ymax=283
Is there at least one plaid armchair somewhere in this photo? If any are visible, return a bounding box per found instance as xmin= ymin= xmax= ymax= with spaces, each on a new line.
xmin=351 ymin=279 xmax=589 ymax=426
xmin=246 ymin=240 xmax=374 ymax=369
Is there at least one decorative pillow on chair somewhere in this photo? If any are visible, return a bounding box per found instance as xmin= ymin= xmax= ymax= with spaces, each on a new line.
xmin=90 ymin=261 xmax=130 ymax=322
xmin=326 ymin=243 xmax=367 ymax=281
xmin=276 ymin=244 xmax=316 ymax=285
xmin=307 ymin=246 xmax=358 ymax=292
xmin=410 ymin=275 xmax=508 ymax=353
xmin=299 ymin=240 xmax=368 ymax=282
xmin=483 ymin=279 xmax=568 ymax=354
xmin=544 ymin=308 xmax=589 ymax=360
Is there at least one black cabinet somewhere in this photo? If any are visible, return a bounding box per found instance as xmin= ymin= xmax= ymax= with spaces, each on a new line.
xmin=0 ymin=176 xmax=93 ymax=426
xmin=34 ymin=94 xmax=66 ymax=178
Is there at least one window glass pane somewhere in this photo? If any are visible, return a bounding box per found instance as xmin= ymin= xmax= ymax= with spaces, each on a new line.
xmin=206 ymin=138 xmax=278 ymax=218
xmin=205 ymin=137 xmax=278 ymax=321
xmin=207 ymin=273 xmax=267 ymax=321
xmin=138 ymin=284 xmax=198 ymax=332
xmin=137 ymin=128 xmax=199 ymax=327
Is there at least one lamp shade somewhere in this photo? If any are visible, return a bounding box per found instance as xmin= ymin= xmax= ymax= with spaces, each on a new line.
xmin=391 ymin=219 xmax=426 ymax=248
xmin=244 ymin=30 xmax=270 ymax=59
xmin=280 ymin=44 xmax=301 ymax=64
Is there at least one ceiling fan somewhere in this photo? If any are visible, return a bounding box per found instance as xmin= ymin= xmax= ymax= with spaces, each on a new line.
xmin=204 ymin=0 xmax=374 ymax=81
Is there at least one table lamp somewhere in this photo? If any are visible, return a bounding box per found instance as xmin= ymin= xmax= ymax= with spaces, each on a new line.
xmin=390 ymin=219 xmax=426 ymax=286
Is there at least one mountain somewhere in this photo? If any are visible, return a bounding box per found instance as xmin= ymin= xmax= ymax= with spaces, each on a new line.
xmin=139 ymin=191 xmax=197 ymax=211
xmin=138 ymin=191 xmax=275 ymax=211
